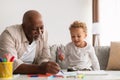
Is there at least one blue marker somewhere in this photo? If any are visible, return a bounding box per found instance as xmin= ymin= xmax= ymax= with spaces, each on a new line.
xmin=60 ymin=70 xmax=64 ymax=74
xmin=0 ymin=58 xmax=2 ymax=62
xmin=29 ymin=75 xmax=39 ymax=77
xmin=48 ymin=76 xmax=55 ymax=80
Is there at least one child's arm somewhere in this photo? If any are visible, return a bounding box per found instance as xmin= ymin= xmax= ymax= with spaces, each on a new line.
xmin=58 ymin=45 xmax=70 ymax=62
xmin=58 ymin=48 xmax=65 ymax=61
xmin=89 ymin=46 xmax=100 ymax=70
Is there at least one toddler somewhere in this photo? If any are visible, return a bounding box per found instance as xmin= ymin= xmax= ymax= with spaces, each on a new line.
xmin=59 ymin=21 xmax=100 ymax=71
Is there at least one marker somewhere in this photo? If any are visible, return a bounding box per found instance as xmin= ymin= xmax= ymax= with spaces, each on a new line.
xmin=3 ymin=58 xmax=7 ymax=62
xmin=29 ymin=74 xmax=39 ymax=77
xmin=53 ymin=75 xmax=64 ymax=78
xmin=0 ymin=58 xmax=2 ymax=62
xmin=10 ymin=56 xmax=15 ymax=62
xmin=77 ymin=74 xmax=84 ymax=79
xmin=60 ymin=70 xmax=64 ymax=74
xmin=48 ymin=76 xmax=55 ymax=79
xmin=46 ymin=73 xmax=52 ymax=76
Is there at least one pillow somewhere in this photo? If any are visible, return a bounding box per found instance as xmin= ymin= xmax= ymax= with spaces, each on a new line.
xmin=107 ymin=42 xmax=120 ymax=70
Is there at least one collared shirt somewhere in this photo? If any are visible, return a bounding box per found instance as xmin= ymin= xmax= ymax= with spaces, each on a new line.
xmin=0 ymin=24 xmax=51 ymax=71
xmin=65 ymin=42 xmax=100 ymax=70
xmin=20 ymin=40 xmax=36 ymax=64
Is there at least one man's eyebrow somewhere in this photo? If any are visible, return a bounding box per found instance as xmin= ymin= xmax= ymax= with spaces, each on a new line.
xmin=32 ymin=26 xmax=44 ymax=29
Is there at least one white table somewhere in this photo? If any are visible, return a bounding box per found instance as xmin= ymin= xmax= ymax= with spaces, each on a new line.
xmin=1 ymin=71 xmax=120 ymax=80
xmin=83 ymin=71 xmax=120 ymax=80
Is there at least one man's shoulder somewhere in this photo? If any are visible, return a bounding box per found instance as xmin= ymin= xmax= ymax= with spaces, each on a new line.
xmin=6 ymin=24 xmax=22 ymax=31
xmin=3 ymin=24 xmax=23 ymax=38
xmin=0 ymin=24 xmax=23 ymax=43
xmin=4 ymin=24 xmax=22 ymax=35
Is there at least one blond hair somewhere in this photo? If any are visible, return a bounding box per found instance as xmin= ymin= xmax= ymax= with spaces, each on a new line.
xmin=69 ymin=21 xmax=87 ymax=33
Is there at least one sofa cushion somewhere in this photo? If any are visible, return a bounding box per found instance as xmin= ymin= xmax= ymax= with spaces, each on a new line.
xmin=49 ymin=44 xmax=68 ymax=69
xmin=94 ymin=46 xmax=110 ymax=70
xmin=107 ymin=42 xmax=120 ymax=70
xmin=49 ymin=44 xmax=110 ymax=70
xmin=49 ymin=45 xmax=58 ymax=62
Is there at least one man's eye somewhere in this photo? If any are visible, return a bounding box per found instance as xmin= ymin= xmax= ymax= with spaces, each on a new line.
xmin=40 ymin=25 xmax=44 ymax=29
xmin=40 ymin=27 xmax=43 ymax=29
xmin=32 ymin=28 xmax=37 ymax=30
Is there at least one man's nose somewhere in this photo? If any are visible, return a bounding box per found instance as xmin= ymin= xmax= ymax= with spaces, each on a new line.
xmin=37 ymin=28 xmax=42 ymax=34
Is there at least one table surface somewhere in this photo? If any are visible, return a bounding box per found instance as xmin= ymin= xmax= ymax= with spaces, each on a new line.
xmin=1 ymin=71 xmax=120 ymax=80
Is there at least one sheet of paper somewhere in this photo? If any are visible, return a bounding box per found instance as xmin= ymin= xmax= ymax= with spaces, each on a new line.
xmin=77 ymin=70 xmax=107 ymax=75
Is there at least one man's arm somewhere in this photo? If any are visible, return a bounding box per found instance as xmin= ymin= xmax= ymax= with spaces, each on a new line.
xmin=14 ymin=64 xmax=42 ymax=74
xmin=0 ymin=29 xmax=24 ymax=71
xmin=14 ymin=61 xmax=60 ymax=74
xmin=0 ymin=30 xmax=50 ymax=74
xmin=37 ymin=30 xmax=51 ymax=64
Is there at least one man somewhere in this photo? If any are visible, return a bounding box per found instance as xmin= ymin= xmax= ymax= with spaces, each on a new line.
xmin=0 ymin=10 xmax=60 ymax=74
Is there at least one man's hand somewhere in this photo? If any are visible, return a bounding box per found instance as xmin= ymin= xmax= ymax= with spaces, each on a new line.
xmin=39 ymin=61 xmax=60 ymax=74
xmin=14 ymin=62 xmax=60 ymax=74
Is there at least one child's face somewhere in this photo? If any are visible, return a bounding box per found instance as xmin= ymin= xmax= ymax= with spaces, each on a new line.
xmin=70 ymin=28 xmax=87 ymax=47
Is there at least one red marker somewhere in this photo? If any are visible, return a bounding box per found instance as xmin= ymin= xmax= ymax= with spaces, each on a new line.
xmin=10 ymin=56 xmax=15 ymax=62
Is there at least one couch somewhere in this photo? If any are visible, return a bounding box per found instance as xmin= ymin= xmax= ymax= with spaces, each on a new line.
xmin=49 ymin=45 xmax=110 ymax=70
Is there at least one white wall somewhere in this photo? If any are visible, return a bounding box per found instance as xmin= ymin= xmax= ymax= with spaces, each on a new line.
xmin=0 ymin=0 xmax=92 ymax=45
xmin=99 ymin=0 xmax=120 ymax=46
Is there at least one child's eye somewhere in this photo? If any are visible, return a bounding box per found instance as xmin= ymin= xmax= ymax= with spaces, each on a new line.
xmin=72 ymin=36 xmax=75 ymax=38
xmin=77 ymin=36 xmax=81 ymax=38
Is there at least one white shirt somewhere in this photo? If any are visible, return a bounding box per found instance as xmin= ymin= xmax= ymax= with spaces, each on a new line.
xmin=20 ymin=41 xmax=36 ymax=64
xmin=65 ymin=42 xmax=100 ymax=70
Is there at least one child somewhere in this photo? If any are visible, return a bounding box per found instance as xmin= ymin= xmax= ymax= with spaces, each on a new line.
xmin=59 ymin=21 xmax=100 ymax=71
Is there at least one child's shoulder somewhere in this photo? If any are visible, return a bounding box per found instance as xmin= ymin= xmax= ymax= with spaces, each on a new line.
xmin=86 ymin=42 xmax=94 ymax=49
xmin=65 ymin=42 xmax=74 ymax=48
xmin=66 ymin=42 xmax=73 ymax=46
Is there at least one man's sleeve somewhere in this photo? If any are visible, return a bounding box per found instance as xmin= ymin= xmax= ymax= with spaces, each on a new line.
xmin=37 ymin=30 xmax=51 ymax=64
xmin=0 ymin=30 xmax=24 ymax=71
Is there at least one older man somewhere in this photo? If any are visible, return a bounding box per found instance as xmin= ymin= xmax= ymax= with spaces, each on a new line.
xmin=0 ymin=10 xmax=60 ymax=74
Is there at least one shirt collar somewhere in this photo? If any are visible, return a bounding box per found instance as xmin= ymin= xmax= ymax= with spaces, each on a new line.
xmin=21 ymin=25 xmax=29 ymax=43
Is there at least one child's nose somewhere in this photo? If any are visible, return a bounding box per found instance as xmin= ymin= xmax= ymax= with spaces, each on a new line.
xmin=74 ymin=37 xmax=79 ymax=41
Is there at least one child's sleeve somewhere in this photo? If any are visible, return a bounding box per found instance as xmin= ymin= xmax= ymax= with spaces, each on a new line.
xmin=64 ymin=44 xmax=71 ymax=59
xmin=89 ymin=46 xmax=100 ymax=70
xmin=57 ymin=44 xmax=70 ymax=69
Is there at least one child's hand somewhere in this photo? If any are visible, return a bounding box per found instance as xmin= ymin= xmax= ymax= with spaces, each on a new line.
xmin=58 ymin=47 xmax=65 ymax=61
xmin=58 ymin=54 xmax=65 ymax=61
